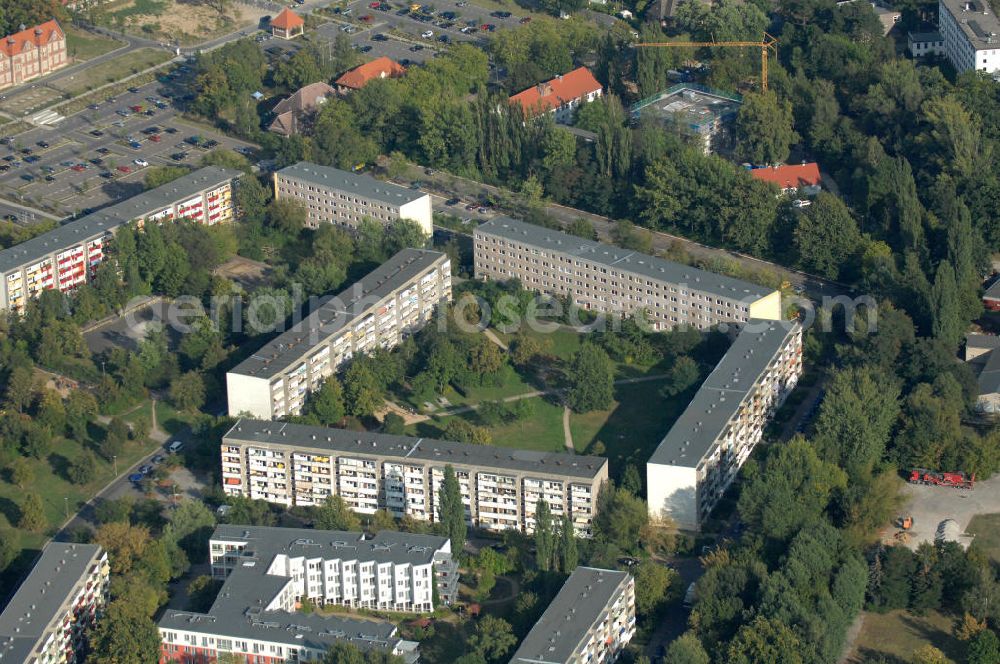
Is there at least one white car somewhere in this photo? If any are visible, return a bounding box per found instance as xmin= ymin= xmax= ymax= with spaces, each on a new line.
xmin=421 ymin=29 xmax=434 ymax=38
xmin=791 ymin=199 xmax=811 ymax=208
xmin=133 ymin=158 xmax=149 ymax=167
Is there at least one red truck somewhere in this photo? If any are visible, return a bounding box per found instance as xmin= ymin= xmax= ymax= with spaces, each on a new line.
xmin=907 ymin=468 xmax=975 ymax=489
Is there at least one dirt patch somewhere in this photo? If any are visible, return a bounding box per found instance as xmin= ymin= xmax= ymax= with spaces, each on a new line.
xmin=845 ymin=610 xmax=964 ymax=664
xmin=111 ymin=0 xmax=269 ymax=44
xmin=213 ymin=255 xmax=271 ymax=289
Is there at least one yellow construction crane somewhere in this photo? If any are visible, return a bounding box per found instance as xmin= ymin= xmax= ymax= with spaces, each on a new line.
xmin=633 ymin=33 xmax=779 ymax=92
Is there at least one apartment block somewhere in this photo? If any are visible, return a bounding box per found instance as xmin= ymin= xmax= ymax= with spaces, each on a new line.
xmin=273 ymin=162 xmax=433 ymax=235
xmin=0 ymin=543 xmax=109 ymax=664
xmin=474 ymin=217 xmax=781 ymax=331
xmin=0 ymin=20 xmax=67 ymax=91
xmin=509 ymin=567 xmax=635 ymax=664
xmin=159 ymin=527 xmax=422 ymax=663
xmin=226 ymin=249 xmax=451 ymax=419
xmin=939 ymin=0 xmax=1000 ymax=73
xmin=0 ymin=166 xmax=239 ymax=313
xmin=220 ymin=419 xmax=609 ymax=536
xmin=647 ymin=319 xmax=802 ymax=531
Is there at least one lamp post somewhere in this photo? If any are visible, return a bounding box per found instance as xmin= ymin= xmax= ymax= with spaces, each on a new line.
xmin=113 ymin=455 xmax=118 ymax=476
xmin=63 ymin=496 xmax=69 ymax=520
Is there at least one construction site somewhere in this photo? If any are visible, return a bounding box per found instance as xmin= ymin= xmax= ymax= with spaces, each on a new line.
xmin=630 ymin=83 xmax=743 ymax=155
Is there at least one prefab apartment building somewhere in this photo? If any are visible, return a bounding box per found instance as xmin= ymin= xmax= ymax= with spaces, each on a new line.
xmin=220 ymin=419 xmax=609 ymax=536
xmin=473 ymin=217 xmax=781 ymax=330
xmin=226 ymin=248 xmax=451 ymax=419
xmin=0 ymin=166 xmax=239 ymax=313
xmin=273 ymin=161 xmax=433 ymax=235
xmin=647 ymin=319 xmax=803 ymax=530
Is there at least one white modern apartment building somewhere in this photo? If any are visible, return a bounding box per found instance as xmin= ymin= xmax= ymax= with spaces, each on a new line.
xmin=227 ymin=249 xmax=451 ymax=419
xmin=647 ymin=319 xmax=803 ymax=531
xmin=0 ymin=543 xmax=109 ymax=664
xmin=221 ymin=419 xmax=609 ymax=536
xmin=0 ymin=167 xmax=239 ymax=313
xmin=939 ymin=0 xmax=1000 ymax=73
xmin=474 ymin=217 xmax=782 ymax=331
xmin=159 ymin=528 xmax=423 ymax=663
xmin=273 ymin=162 xmax=433 ymax=235
xmin=509 ymin=567 xmax=636 ymax=664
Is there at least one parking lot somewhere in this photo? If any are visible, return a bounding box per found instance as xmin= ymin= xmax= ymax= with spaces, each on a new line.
xmin=0 ymin=79 xmax=256 ymax=217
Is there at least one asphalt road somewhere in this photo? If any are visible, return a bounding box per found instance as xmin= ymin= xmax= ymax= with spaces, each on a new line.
xmin=0 ymin=78 xmax=256 ymax=217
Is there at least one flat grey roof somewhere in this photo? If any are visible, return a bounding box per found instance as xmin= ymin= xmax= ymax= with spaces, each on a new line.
xmin=631 ymin=85 xmax=743 ymax=131
xmin=475 ymin=217 xmax=772 ymax=302
xmin=0 ymin=167 xmax=240 ymax=275
xmin=941 ymin=0 xmax=1000 ymax=48
xmin=0 ymin=543 xmax=103 ymax=653
xmin=985 ymin=277 xmax=1000 ymax=300
xmin=967 ymin=333 xmax=1000 ymax=350
xmin=648 ymin=319 xmax=799 ymax=469
xmin=276 ymin=162 xmax=427 ymax=207
xmin=225 ymin=419 xmax=608 ymax=480
xmin=510 ymin=567 xmax=630 ymax=664
xmin=229 ymin=248 xmax=446 ymax=379
xmin=908 ymin=30 xmax=943 ymax=41
xmin=978 ymin=347 xmax=1000 ymax=396
xmin=209 ymin=524 xmax=448 ymax=567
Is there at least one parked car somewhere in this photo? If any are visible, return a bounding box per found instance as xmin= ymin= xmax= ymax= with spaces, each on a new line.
xmin=149 ymin=134 xmax=161 ymax=142
xmin=170 ymin=152 xmax=187 ymax=161
xmin=358 ymin=45 xmax=373 ymax=53
xmin=410 ymin=43 xmax=423 ymax=51
xmin=36 ymin=141 xmax=49 ymax=148
xmin=168 ymin=440 xmax=184 ymax=453
xmin=128 ymin=472 xmax=144 ymax=483
xmin=97 ymin=147 xmax=111 ymax=154
xmin=421 ymin=29 xmax=434 ymax=38
xmin=445 ymin=197 xmax=460 ymax=206
xmin=138 ymin=465 xmax=153 ymax=475
xmin=371 ymin=33 xmax=388 ymax=41
xmin=90 ymin=129 xmax=104 ymax=137
xmin=133 ymin=158 xmax=149 ymax=167
xmin=70 ymin=164 xmax=86 ymax=172
xmin=117 ymin=165 xmax=131 ymax=173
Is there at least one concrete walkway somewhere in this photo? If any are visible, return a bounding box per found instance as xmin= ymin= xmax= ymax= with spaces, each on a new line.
xmin=482 ymin=328 xmax=508 ymax=351
xmin=562 ymin=406 xmax=574 ymax=452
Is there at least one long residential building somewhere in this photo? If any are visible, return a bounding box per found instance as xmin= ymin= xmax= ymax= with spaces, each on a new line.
xmin=509 ymin=567 xmax=635 ymax=664
xmin=647 ymin=319 xmax=803 ymax=531
xmin=0 ymin=166 xmax=239 ymax=313
xmin=159 ymin=527 xmax=422 ymax=663
xmin=473 ymin=217 xmax=781 ymax=331
xmin=0 ymin=20 xmax=68 ymax=91
xmin=226 ymin=249 xmax=451 ymax=419
xmin=273 ymin=162 xmax=433 ymax=235
xmin=221 ymin=419 xmax=609 ymax=536
xmin=938 ymin=0 xmax=1000 ymax=73
xmin=0 ymin=543 xmax=109 ymax=664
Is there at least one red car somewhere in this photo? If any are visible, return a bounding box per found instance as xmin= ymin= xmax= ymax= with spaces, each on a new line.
xmin=129 ymin=104 xmax=143 ymax=112
xmin=480 ymin=23 xmax=495 ymax=31
xmin=149 ymin=134 xmax=161 ymax=142
xmin=360 ymin=14 xmax=373 ymax=21
xmin=70 ymin=164 xmax=86 ymax=172
xmin=117 ymin=165 xmax=131 ymax=173
xmin=369 ymin=1 xmax=380 ymax=7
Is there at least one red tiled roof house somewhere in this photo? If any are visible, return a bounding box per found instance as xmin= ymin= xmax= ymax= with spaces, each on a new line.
xmin=269 ymin=81 xmax=338 ymax=136
xmin=749 ymin=163 xmax=822 ymax=196
xmin=271 ymin=8 xmax=305 ymax=40
xmin=0 ymin=20 xmax=67 ymax=91
xmin=335 ymin=57 xmax=406 ymax=93
xmin=509 ymin=66 xmax=603 ymax=124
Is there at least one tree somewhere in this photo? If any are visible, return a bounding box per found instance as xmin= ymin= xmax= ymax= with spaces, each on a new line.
xmin=101 ymin=417 xmax=129 ymax=460
xmin=442 ymin=418 xmax=493 ymax=445
xmin=89 ymin=601 xmax=162 ymax=664
xmin=266 ymin=199 xmax=307 ymax=235
xmin=382 ymin=412 xmax=405 ymax=435
xmin=593 ymin=484 xmax=648 ymax=552
xmin=21 ymin=424 xmax=52 ymax=460
xmin=968 ymin=629 xmax=1000 ymax=664
xmin=534 ymin=499 xmax=555 ymax=571
xmin=566 ymin=344 xmax=614 ymax=413
xmin=930 ymin=261 xmax=965 ymax=348
xmin=909 ymin=644 xmax=948 ymax=664
xmin=322 ymin=642 xmax=404 ymax=664
xmin=144 ymin=165 xmax=189 ymax=190
xmin=661 ymin=356 xmax=700 ymax=397
xmin=633 ymin=560 xmax=673 ymax=615
xmin=439 ymin=464 xmax=466 ymax=553
xmin=869 ymin=545 xmax=915 ymax=612
xmin=663 ymin=632 xmax=710 ymax=664
xmin=5 ymin=365 xmax=35 ymax=413
xmin=7 ymin=458 xmax=33 ymax=488
xmin=65 ymin=390 xmax=98 ymax=441
xmin=304 ymin=377 xmax=346 ymax=425
xmin=314 ymin=495 xmax=362 ymax=531
xmin=727 ymin=615 xmax=803 ymax=664
xmin=793 ymin=193 xmax=863 ymax=279
xmin=169 ymin=371 xmax=205 ymax=412
xmin=734 ymin=92 xmax=799 ymax=165
xmin=559 ymin=511 xmax=578 ymax=572
xmin=467 ymin=615 xmax=517 ymax=663
xmin=18 ymin=493 xmax=47 ymax=532
xmin=343 ymin=361 xmax=384 ymax=418
xmin=94 ymin=522 xmax=151 ymax=574
xmin=68 ymin=451 xmax=98 ymax=485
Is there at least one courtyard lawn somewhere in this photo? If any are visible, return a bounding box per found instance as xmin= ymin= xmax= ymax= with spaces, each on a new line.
xmin=845 ymin=610 xmax=963 ymax=664
xmin=53 ymin=49 xmax=172 ymax=95
xmin=408 ymin=396 xmax=567 ymax=453
xmin=569 ymin=378 xmax=682 ymax=468
xmin=968 ymin=513 xmax=1000 ymax=564
xmin=491 ymin=325 xmax=583 ymax=361
xmin=65 ymin=26 xmax=124 ymax=61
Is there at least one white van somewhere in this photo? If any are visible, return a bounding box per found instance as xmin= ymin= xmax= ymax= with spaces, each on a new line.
xmin=167 ymin=440 xmax=184 ymax=453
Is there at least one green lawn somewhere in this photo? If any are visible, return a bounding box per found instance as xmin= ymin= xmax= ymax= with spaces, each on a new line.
xmin=65 ymin=26 xmax=124 ymax=61
xmin=53 ymin=49 xmax=172 ymax=94
xmin=968 ymin=513 xmax=1000 ymax=564
xmin=491 ymin=325 xmax=584 ymax=361
xmin=846 ymin=610 xmax=964 ymax=664
xmin=410 ymin=396 xmax=567 ymax=453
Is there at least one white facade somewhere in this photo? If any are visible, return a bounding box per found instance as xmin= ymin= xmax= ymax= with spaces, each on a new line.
xmin=908 ymin=31 xmax=945 ymax=57
xmin=939 ymin=0 xmax=1000 ymax=73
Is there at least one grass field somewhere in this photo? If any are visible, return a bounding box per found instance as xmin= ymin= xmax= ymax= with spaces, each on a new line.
xmin=412 ymin=396 xmax=567 ymax=452
xmin=846 ymin=610 xmax=964 ymax=664
xmin=53 ymin=48 xmax=172 ymax=94
xmin=65 ymin=26 xmax=124 ymax=61
xmin=968 ymin=513 xmax=1000 ymax=564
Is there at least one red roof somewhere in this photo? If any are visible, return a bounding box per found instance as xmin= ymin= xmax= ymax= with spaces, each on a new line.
xmin=509 ymin=67 xmax=602 ymax=117
xmin=0 ymin=19 xmax=64 ymax=58
xmin=271 ymin=8 xmax=305 ymax=30
xmin=750 ymin=163 xmax=822 ymax=190
xmin=336 ymin=56 xmax=406 ymax=90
